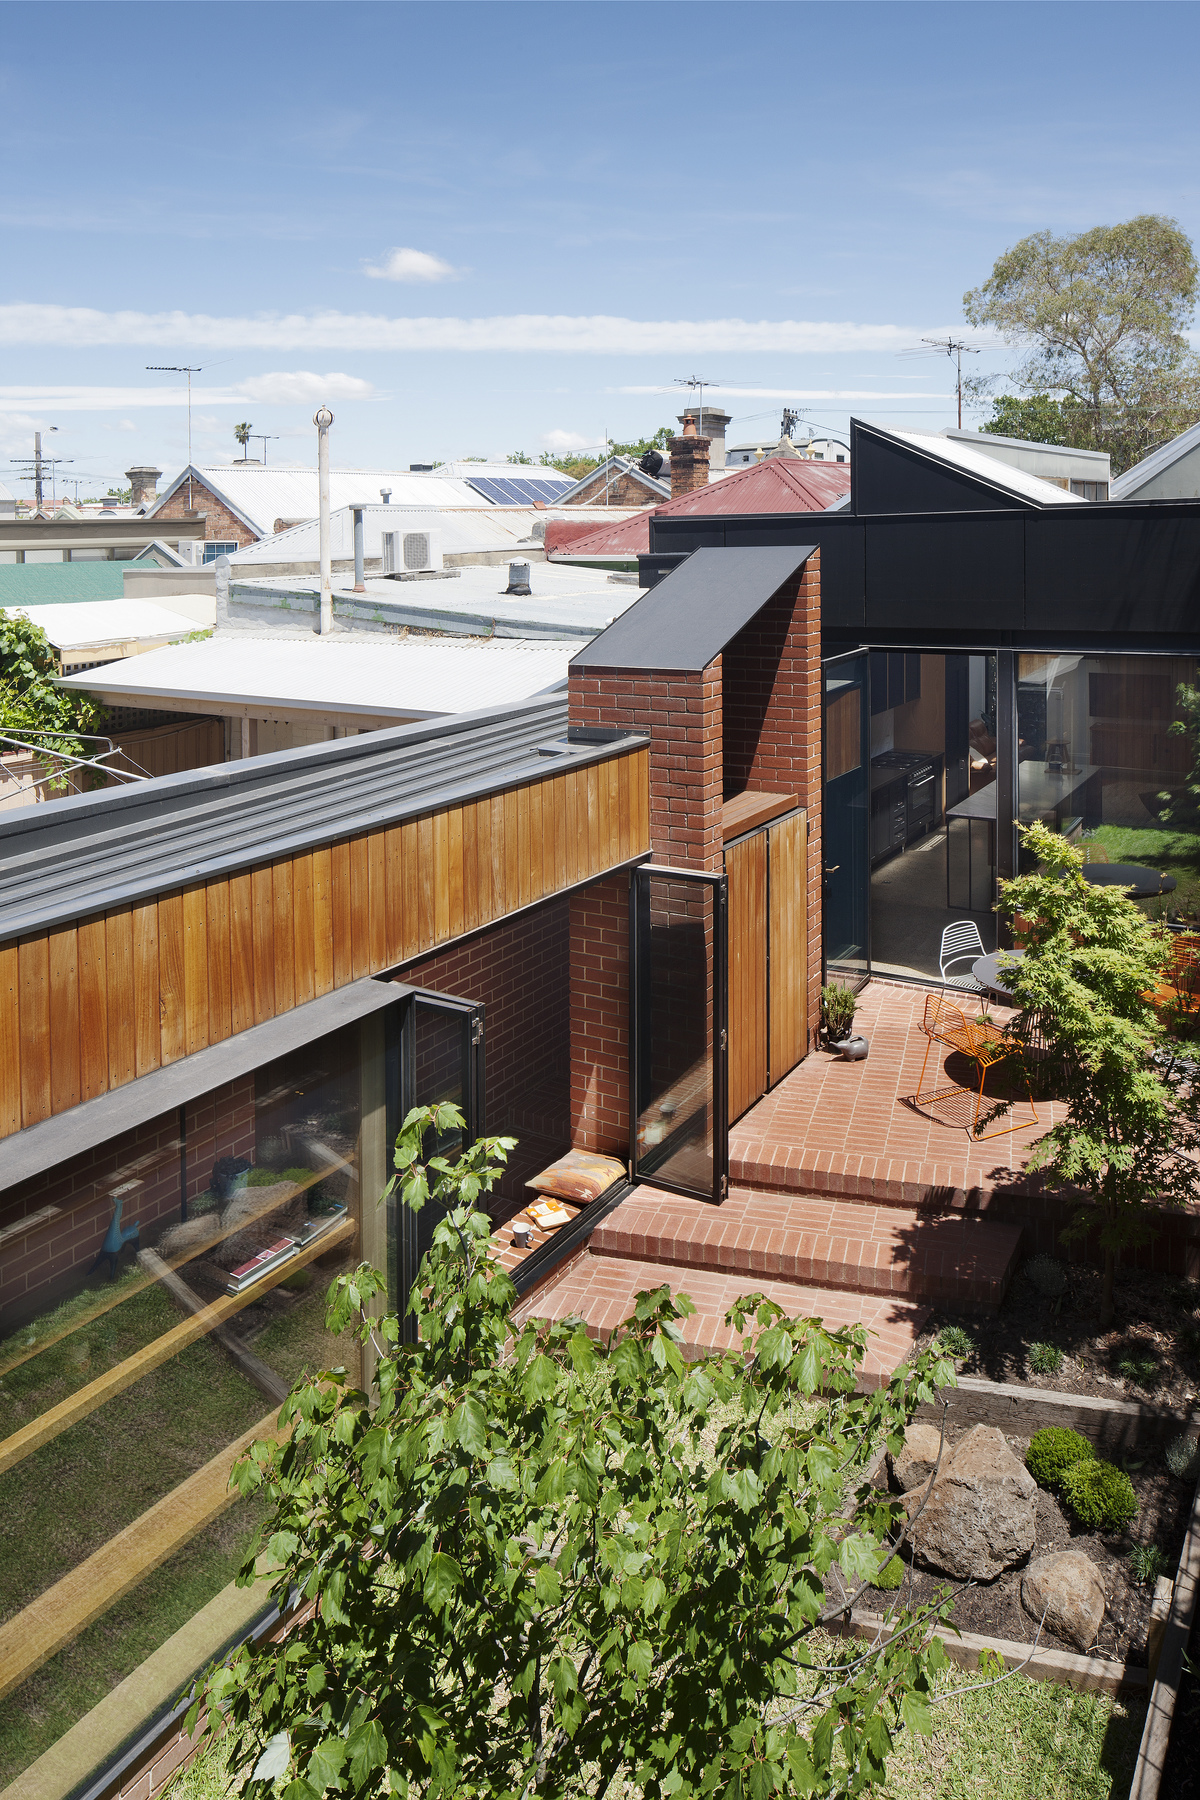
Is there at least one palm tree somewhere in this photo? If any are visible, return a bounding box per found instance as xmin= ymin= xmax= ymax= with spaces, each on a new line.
xmin=234 ymin=422 xmax=253 ymax=459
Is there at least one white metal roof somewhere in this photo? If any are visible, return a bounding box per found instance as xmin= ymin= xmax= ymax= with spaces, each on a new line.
xmin=4 ymin=598 xmax=202 ymax=651
xmin=876 ymin=426 xmax=1085 ymax=504
xmin=147 ymin=466 xmax=491 ymax=539
xmin=57 ymin=634 xmax=575 ymax=720
xmin=228 ymin=502 xmax=647 ymax=567
xmin=1110 ymin=421 xmax=1200 ymax=500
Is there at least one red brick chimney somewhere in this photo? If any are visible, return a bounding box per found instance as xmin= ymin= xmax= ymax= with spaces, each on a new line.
xmin=125 ymin=465 xmax=162 ymax=508
xmin=668 ymin=430 xmax=711 ymax=498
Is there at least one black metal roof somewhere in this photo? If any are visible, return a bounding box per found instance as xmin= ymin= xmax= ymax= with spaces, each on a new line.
xmin=569 ymin=545 xmax=814 ymax=673
xmin=0 ymin=695 xmax=645 ymax=941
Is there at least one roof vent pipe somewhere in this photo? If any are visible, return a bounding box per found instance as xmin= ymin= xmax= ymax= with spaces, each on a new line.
xmin=379 ymin=487 xmax=392 ymax=504
xmin=352 ymin=506 xmax=365 ymax=592
xmin=314 ymin=405 xmax=334 ymax=634
xmin=505 ymin=561 xmax=531 ymax=596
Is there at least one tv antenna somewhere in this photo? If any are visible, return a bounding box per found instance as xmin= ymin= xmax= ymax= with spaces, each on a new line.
xmin=673 ymin=375 xmax=731 ymax=442
xmin=146 ymin=365 xmax=202 ymax=504
xmin=898 ymin=336 xmax=981 ymax=429
xmin=253 ymin=434 xmax=279 ymax=464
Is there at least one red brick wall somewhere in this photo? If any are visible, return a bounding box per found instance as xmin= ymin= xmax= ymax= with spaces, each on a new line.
xmin=399 ymin=900 xmax=569 ymax=1132
xmin=721 ymin=551 xmax=823 ymax=1036
xmin=0 ymin=1077 xmax=255 ymax=1327
xmin=569 ymin=875 xmax=630 ymax=1156
xmin=668 ymin=435 xmax=710 ymax=498
xmin=152 ymin=478 xmax=258 ymax=547
xmin=565 ymin=468 xmax=662 ymax=508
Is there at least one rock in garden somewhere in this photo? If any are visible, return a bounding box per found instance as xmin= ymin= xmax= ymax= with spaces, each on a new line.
xmin=1021 ymin=1551 xmax=1106 ymax=1652
xmin=908 ymin=1424 xmax=1037 ymax=1580
xmin=888 ymin=1423 xmax=947 ymax=1493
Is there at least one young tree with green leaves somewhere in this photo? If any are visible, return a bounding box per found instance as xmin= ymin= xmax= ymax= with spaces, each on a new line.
xmin=0 ymin=612 xmax=105 ymax=776
xmin=978 ymin=394 xmax=1068 ymax=445
xmin=193 ymin=1107 xmax=959 ymax=1800
xmin=964 ymin=215 xmax=1200 ymax=472
xmin=996 ymin=822 xmax=1199 ymax=1324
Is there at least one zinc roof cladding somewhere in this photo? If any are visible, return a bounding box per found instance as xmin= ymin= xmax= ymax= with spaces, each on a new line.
xmin=58 ymin=633 xmax=575 ymax=720
xmin=1110 ymin=420 xmax=1200 ymax=499
xmin=6 ymin=598 xmax=200 ymax=650
xmin=570 ymin=545 xmax=814 ymax=673
xmin=0 ymin=695 xmax=644 ymax=942
xmin=871 ymin=426 xmax=1085 ymax=506
xmin=0 ymin=561 xmax=130 ymax=604
xmin=228 ymin=503 xmax=645 ymax=567
xmin=147 ymin=466 xmax=493 ymax=539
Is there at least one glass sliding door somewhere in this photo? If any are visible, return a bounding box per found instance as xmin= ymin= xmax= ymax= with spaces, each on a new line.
xmin=630 ymin=867 xmax=727 ymax=1203
xmin=823 ymin=652 xmax=870 ymax=979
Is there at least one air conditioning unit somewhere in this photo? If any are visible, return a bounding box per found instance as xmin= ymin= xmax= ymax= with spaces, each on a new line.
xmin=382 ymin=528 xmax=441 ymax=575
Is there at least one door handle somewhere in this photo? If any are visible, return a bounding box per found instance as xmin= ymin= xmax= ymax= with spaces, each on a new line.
xmin=825 ymin=864 xmax=840 ymax=873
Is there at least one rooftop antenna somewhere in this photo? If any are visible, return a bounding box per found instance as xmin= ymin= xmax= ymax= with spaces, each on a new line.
xmin=673 ymin=375 xmax=730 ymax=443
xmin=898 ymin=336 xmax=981 ymax=430
xmin=146 ymin=365 xmax=202 ymax=505
xmin=253 ymin=434 xmax=279 ymax=465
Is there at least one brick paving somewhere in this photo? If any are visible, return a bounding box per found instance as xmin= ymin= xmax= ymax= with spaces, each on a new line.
xmin=731 ymin=979 xmax=1065 ymax=1208
xmin=523 ymin=1251 xmax=926 ymax=1385
xmin=593 ymin=1183 xmax=1022 ymax=1312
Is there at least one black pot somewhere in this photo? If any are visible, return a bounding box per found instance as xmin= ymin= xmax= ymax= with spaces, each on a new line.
xmin=833 ymin=1034 xmax=869 ymax=1062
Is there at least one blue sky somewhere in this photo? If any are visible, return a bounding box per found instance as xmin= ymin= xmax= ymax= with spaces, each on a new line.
xmin=2 ymin=0 xmax=1198 ymax=492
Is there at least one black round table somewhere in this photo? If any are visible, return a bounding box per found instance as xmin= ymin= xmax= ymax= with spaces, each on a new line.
xmin=1082 ymin=863 xmax=1177 ymax=898
xmin=971 ymin=949 xmax=1025 ymax=1002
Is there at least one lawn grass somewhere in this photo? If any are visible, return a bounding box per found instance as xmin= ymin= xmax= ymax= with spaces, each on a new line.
xmin=0 ymin=1273 xmax=347 ymax=1789
xmin=1089 ymin=822 xmax=1200 ymax=921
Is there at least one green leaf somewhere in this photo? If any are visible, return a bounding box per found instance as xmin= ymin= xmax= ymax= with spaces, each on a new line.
xmin=535 ymin=1563 xmax=563 ymax=1606
xmin=453 ymin=1396 xmax=488 ymax=1456
xmin=423 ymin=1552 xmax=463 ymax=1610
xmin=627 ymin=1639 xmax=654 ymax=1682
xmin=523 ymin=1354 xmax=558 ymax=1401
xmin=901 ymin=1690 xmax=934 ymax=1736
xmin=307 ymin=1737 xmax=347 ymax=1792
xmin=253 ymin=1733 xmax=291 ymax=1781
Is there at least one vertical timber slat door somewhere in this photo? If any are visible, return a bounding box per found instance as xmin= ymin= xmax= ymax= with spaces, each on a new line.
xmin=768 ymin=811 xmax=808 ymax=1086
xmin=725 ymin=832 xmax=768 ymax=1125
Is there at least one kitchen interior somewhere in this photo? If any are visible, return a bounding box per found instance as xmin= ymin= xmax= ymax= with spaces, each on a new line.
xmin=869 ymin=650 xmax=998 ymax=982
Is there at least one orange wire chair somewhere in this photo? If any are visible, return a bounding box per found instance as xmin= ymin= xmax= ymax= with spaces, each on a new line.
xmin=916 ymin=991 xmax=1039 ymax=1139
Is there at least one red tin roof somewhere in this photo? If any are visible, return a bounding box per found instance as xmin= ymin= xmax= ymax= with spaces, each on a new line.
xmin=547 ymin=456 xmax=852 ymax=561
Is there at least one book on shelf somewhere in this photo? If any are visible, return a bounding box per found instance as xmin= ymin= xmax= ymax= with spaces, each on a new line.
xmin=225 ymin=1236 xmax=298 ymax=1295
xmin=294 ymin=1205 xmax=348 ymax=1244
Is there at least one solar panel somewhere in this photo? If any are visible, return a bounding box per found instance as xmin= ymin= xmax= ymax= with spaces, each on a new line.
xmin=465 ymin=475 xmax=573 ymax=506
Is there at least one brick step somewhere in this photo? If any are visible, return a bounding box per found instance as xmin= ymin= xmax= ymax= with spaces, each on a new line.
xmin=729 ymin=1132 xmax=1043 ymax=1212
xmin=590 ymin=1184 xmax=1023 ymax=1314
xmin=521 ymin=1252 xmax=928 ymax=1385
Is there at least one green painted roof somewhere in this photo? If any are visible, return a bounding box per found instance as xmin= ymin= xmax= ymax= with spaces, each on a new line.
xmin=0 ymin=563 xmax=129 ymax=604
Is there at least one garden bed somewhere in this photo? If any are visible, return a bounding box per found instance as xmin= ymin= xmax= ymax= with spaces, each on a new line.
xmin=842 ymin=1417 xmax=1194 ymax=1669
xmin=917 ymin=1258 xmax=1200 ymax=1413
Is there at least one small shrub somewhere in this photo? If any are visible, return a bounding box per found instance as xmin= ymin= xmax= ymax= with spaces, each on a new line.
xmin=1165 ymin=1434 xmax=1200 ymax=1482
xmin=1027 ymin=1340 xmax=1064 ymax=1375
xmin=873 ymin=1548 xmax=906 ymax=1590
xmin=1061 ymin=1458 xmax=1138 ymax=1531
xmin=247 ymin=1167 xmax=283 ymax=1188
xmin=821 ymin=983 xmax=857 ymax=1041
xmin=1026 ymin=1426 xmax=1095 ymax=1492
xmin=1025 ymin=1254 xmax=1067 ymax=1299
xmin=936 ymin=1325 xmax=975 ymax=1362
xmin=1114 ymin=1344 xmax=1161 ymax=1388
xmin=1128 ymin=1543 xmax=1171 ymax=1586
xmin=1170 ymin=1279 xmax=1200 ymax=1310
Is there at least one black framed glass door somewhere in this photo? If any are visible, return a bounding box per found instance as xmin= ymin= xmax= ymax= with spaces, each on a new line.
xmin=629 ymin=866 xmax=727 ymax=1203
xmin=392 ymin=989 xmax=485 ymax=1324
xmin=823 ymin=651 xmax=870 ymax=978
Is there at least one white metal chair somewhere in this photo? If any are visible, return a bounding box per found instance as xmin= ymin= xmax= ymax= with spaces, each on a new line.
xmin=939 ymin=920 xmax=986 ymax=991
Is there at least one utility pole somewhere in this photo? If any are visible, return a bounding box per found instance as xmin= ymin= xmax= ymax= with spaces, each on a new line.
xmin=315 ymin=406 xmax=334 ymax=634
xmin=916 ymin=337 xmax=980 ymax=429
xmin=146 ymin=365 xmax=202 ymax=505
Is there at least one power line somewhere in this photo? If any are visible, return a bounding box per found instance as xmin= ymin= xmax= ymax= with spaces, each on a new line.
xmin=146 ymin=365 xmax=202 ymax=505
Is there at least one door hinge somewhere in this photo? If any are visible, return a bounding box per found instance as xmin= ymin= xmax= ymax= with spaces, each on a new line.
xmin=471 ymin=1016 xmax=484 ymax=1046
xmin=720 ymin=1028 xmax=727 ymax=1050
xmin=719 ymin=1174 xmax=728 ymax=1199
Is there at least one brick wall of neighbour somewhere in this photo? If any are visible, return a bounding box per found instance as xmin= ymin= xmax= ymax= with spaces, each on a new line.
xmin=569 ymin=875 xmax=631 ymax=1156
xmin=668 ymin=434 xmax=710 ymax=498
xmin=152 ymin=478 xmax=258 ymax=547
xmin=0 ymin=1076 xmax=255 ymax=1327
xmin=565 ymin=469 xmax=662 ymax=508
xmin=722 ymin=551 xmax=823 ymax=1035
xmin=398 ymin=899 xmax=570 ymax=1133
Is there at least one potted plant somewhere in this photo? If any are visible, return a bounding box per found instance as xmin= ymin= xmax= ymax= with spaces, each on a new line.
xmin=821 ymin=984 xmax=868 ymax=1060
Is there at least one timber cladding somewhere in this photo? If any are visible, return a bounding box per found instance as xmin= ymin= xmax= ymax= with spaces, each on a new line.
xmin=0 ymin=747 xmax=650 ymax=1142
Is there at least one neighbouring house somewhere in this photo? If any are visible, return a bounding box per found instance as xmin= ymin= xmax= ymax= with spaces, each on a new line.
xmin=1110 ymin=418 xmax=1200 ymax=501
xmin=553 ymin=454 xmax=671 ymax=509
xmin=9 ymin=410 xmax=1200 ymax=1800
xmin=146 ymin=464 xmax=578 ymax=559
xmin=943 ymin=427 xmax=1110 ymax=499
xmin=3 ymin=599 xmax=211 ymax=673
xmin=545 ymin=452 xmax=854 ymax=568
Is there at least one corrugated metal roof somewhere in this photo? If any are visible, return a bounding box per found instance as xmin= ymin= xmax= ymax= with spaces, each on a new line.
xmin=548 ymin=455 xmax=853 ymax=562
xmin=0 ymin=696 xmax=644 ymax=941
xmin=148 ymin=467 xmax=492 ymax=539
xmin=1111 ymin=421 xmax=1200 ymax=499
xmin=571 ymin=546 xmax=814 ymax=673
xmin=5 ymin=598 xmax=200 ymax=650
xmin=229 ymin=502 xmax=648 ymax=569
xmin=59 ymin=634 xmax=573 ymax=719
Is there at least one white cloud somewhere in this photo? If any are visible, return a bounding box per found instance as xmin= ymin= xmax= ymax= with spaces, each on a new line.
xmin=0 ymin=372 xmax=377 ymax=410
xmin=0 ymin=304 xmax=968 ymax=356
xmin=540 ymin=428 xmax=595 ymax=452
xmin=362 ymin=247 xmax=459 ymax=283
